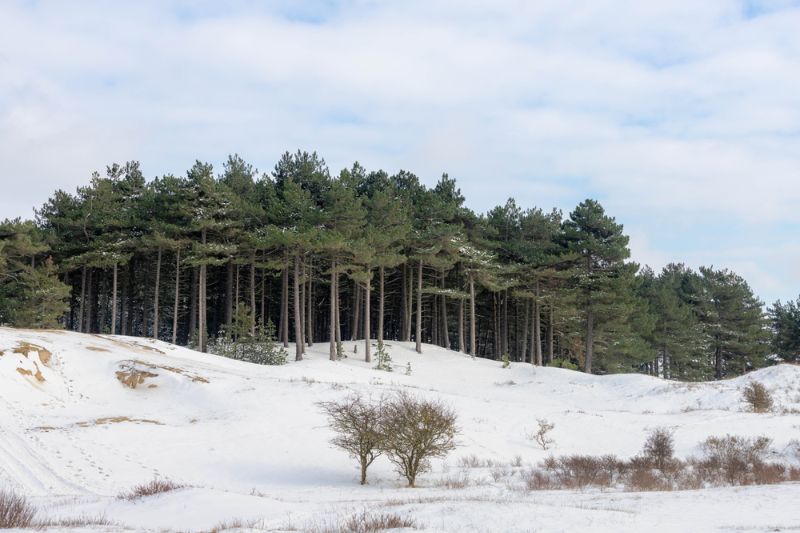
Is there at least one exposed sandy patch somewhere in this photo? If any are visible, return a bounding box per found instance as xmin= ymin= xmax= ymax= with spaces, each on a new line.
xmin=86 ymin=346 xmax=110 ymax=352
xmin=13 ymin=342 xmax=52 ymax=365
xmin=116 ymin=362 xmax=159 ymax=389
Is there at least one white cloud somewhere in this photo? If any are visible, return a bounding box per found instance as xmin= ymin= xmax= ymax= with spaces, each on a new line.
xmin=0 ymin=0 xmax=798 ymax=302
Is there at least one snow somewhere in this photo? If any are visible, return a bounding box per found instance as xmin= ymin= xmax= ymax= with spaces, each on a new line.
xmin=1 ymin=326 xmax=799 ymax=532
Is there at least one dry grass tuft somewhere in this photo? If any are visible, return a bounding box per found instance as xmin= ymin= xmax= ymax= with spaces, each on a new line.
xmin=0 ymin=489 xmax=36 ymax=529
xmin=118 ymin=478 xmax=185 ymax=500
xmin=308 ymin=509 xmax=417 ymax=533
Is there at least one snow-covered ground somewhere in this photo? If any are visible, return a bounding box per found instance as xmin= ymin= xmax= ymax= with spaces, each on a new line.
xmin=1 ymin=326 xmax=799 ymax=532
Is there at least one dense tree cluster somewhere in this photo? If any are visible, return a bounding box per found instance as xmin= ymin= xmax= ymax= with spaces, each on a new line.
xmin=0 ymin=151 xmax=786 ymax=379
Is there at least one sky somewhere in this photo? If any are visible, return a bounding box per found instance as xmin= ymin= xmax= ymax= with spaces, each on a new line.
xmin=1 ymin=0 xmax=799 ymax=304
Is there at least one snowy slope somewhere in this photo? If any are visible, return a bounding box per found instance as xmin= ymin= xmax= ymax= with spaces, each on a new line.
xmin=1 ymin=327 xmax=799 ymax=532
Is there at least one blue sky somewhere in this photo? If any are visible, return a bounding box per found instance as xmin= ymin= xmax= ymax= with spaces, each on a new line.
xmin=1 ymin=0 xmax=799 ymax=304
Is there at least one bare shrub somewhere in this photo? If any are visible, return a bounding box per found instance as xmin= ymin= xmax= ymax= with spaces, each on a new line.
xmin=642 ymin=427 xmax=675 ymax=472
xmin=623 ymin=455 xmax=673 ymax=491
xmin=36 ymin=514 xmax=115 ymax=528
xmin=118 ymin=478 xmax=184 ymax=500
xmin=319 ymin=394 xmax=384 ymax=485
xmin=458 ymin=454 xmax=483 ymax=468
xmin=380 ymin=391 xmax=458 ymax=487
xmin=544 ymin=454 xmax=620 ymax=489
xmin=529 ymin=419 xmax=555 ymax=451
xmin=309 ymin=509 xmax=417 ymax=533
xmin=742 ymin=381 xmax=774 ymax=413
xmin=0 ymin=489 xmax=36 ymax=529
xmin=697 ymin=435 xmax=772 ymax=485
xmin=523 ymin=468 xmax=554 ymax=490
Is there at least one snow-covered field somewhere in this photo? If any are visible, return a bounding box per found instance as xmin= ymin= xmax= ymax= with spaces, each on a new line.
xmin=1 ymin=326 xmax=799 ymax=532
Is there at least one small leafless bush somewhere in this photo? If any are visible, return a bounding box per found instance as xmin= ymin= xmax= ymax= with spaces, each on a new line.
xmin=529 ymin=419 xmax=555 ymax=450
xmin=642 ymin=427 xmax=676 ymax=472
xmin=696 ymin=435 xmax=772 ymax=485
xmin=319 ymin=393 xmax=384 ymax=485
xmin=510 ymin=455 xmax=523 ymax=468
xmin=308 ymin=509 xmax=417 ymax=533
xmin=380 ymin=391 xmax=458 ymax=487
xmin=742 ymin=381 xmax=774 ymax=413
xmin=544 ymin=454 xmax=620 ymax=489
xmin=433 ymin=473 xmax=471 ymax=489
xmin=623 ymin=455 xmax=673 ymax=491
xmin=458 ymin=454 xmax=483 ymax=468
xmin=118 ymin=478 xmax=184 ymax=500
xmin=0 ymin=489 xmax=36 ymax=529
xmin=523 ymin=468 xmax=554 ymax=490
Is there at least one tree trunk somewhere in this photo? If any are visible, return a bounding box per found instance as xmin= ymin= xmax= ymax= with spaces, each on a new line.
xmin=458 ymin=298 xmax=465 ymax=353
xmin=87 ymin=268 xmax=94 ymax=333
xmin=534 ymin=281 xmax=542 ymax=366
xmin=250 ymin=252 xmax=257 ymax=337
xmin=330 ymin=259 xmax=337 ymax=361
xmin=172 ymin=248 xmax=180 ymax=344
xmin=440 ymin=271 xmax=449 ymax=349
xmin=403 ymin=263 xmax=412 ymax=342
xmin=714 ymin=342 xmax=722 ymax=379
xmin=335 ymin=268 xmax=341 ymax=345
xmin=111 ymin=263 xmax=118 ymax=335
xmin=199 ymin=229 xmax=207 ymax=353
xmin=415 ymin=260 xmax=423 ymax=354
xmin=79 ymin=266 xmax=87 ymax=333
xmin=294 ymin=255 xmax=303 ymax=361
xmin=521 ymin=299 xmax=530 ymax=363
xmin=547 ymin=305 xmax=554 ymax=365
xmin=153 ymin=247 xmax=162 ymax=340
xmin=226 ymin=261 xmax=234 ymax=331
xmin=281 ymin=266 xmax=289 ymax=347
xmin=189 ymin=267 xmax=197 ymax=342
xmin=584 ymin=305 xmax=594 ymax=373
xmin=300 ymin=262 xmax=306 ymax=353
xmin=378 ymin=266 xmax=385 ymax=344
xmin=352 ymin=282 xmax=361 ymax=341
xmin=364 ymin=268 xmax=371 ymax=362
xmin=502 ymin=290 xmax=509 ymax=357
xmin=306 ymin=262 xmax=314 ymax=346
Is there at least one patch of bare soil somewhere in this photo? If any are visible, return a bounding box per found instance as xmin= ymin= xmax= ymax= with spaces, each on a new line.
xmin=116 ymin=362 xmax=159 ymax=389
xmin=86 ymin=346 xmax=109 ymax=352
xmin=13 ymin=342 xmax=52 ymax=365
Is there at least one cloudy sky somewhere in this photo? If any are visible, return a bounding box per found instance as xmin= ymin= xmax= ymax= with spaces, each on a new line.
xmin=1 ymin=0 xmax=799 ymax=304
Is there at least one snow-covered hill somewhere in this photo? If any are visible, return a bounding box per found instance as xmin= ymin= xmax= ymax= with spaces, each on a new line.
xmin=1 ymin=327 xmax=799 ymax=532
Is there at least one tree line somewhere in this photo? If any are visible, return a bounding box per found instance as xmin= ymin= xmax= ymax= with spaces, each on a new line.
xmin=1 ymin=150 xmax=796 ymax=379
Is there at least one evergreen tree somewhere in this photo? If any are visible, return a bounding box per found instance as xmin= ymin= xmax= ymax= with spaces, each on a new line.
xmin=561 ymin=199 xmax=631 ymax=373
xmin=769 ymin=296 xmax=800 ymax=362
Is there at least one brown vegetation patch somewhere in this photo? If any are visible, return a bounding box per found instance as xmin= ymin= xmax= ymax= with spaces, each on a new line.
xmin=75 ymin=416 xmax=163 ymax=427
xmin=118 ymin=478 xmax=184 ymax=500
xmin=86 ymin=346 xmax=110 ymax=352
xmin=13 ymin=342 xmax=52 ymax=365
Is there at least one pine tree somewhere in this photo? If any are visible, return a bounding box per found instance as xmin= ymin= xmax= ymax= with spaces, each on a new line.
xmin=561 ymin=199 xmax=631 ymax=373
xmin=770 ymin=296 xmax=800 ymax=362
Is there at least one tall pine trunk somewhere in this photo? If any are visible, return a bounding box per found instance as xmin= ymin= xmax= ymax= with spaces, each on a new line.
xmin=198 ymin=229 xmax=207 ymax=353
xmin=281 ymin=266 xmax=289 ymax=347
xmin=79 ymin=266 xmax=87 ymax=332
xmin=378 ymin=266 xmax=385 ymax=343
xmin=225 ymin=262 xmax=234 ymax=331
xmin=415 ymin=260 xmax=423 ymax=354
xmin=294 ymin=255 xmax=303 ymax=361
xmin=250 ymin=252 xmax=257 ymax=337
xmin=153 ymin=247 xmax=162 ymax=340
xmin=521 ymin=299 xmax=530 ymax=363
xmin=111 ymin=263 xmax=118 ymax=334
xmin=189 ymin=267 xmax=197 ymax=342
xmin=547 ymin=305 xmax=554 ymax=365
xmin=584 ymin=304 xmax=594 ymax=373
xmin=330 ymin=259 xmax=337 ymax=360
xmin=352 ymin=283 xmax=361 ymax=341
xmin=440 ymin=271 xmax=449 ymax=349
xmin=458 ymin=298 xmax=465 ymax=353
xmin=306 ymin=262 xmax=314 ymax=347
xmin=172 ymin=248 xmax=180 ymax=344
xmin=534 ymin=280 xmax=542 ymax=365
xmin=364 ymin=269 xmax=371 ymax=362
